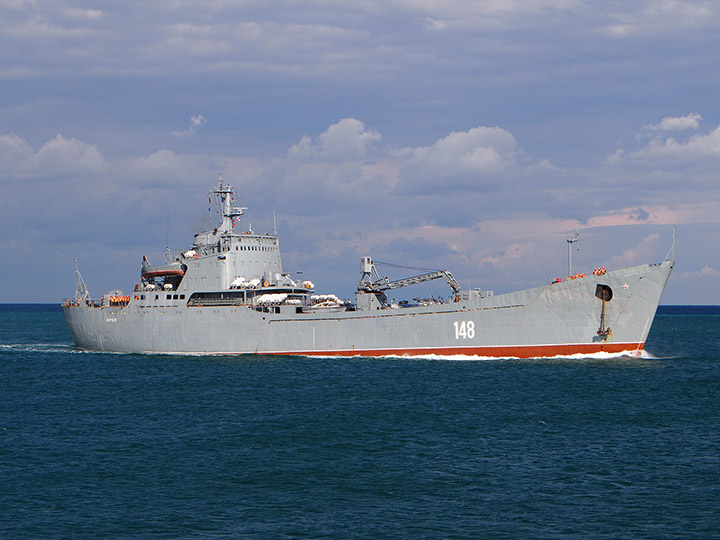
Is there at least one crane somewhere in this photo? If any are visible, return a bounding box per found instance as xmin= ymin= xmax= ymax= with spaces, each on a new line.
xmin=357 ymin=257 xmax=461 ymax=299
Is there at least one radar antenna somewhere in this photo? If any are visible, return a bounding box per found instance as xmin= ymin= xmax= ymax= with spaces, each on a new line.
xmin=73 ymin=258 xmax=91 ymax=304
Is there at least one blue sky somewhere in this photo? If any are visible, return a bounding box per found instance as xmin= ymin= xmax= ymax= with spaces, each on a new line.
xmin=2 ymin=0 xmax=720 ymax=303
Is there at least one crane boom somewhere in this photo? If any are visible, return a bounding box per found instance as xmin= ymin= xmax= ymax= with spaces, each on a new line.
xmin=357 ymin=257 xmax=461 ymax=297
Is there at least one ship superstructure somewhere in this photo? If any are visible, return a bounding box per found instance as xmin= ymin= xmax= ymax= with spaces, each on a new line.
xmin=63 ymin=177 xmax=674 ymax=357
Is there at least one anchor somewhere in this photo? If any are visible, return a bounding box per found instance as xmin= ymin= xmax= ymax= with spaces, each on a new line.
xmin=595 ymin=284 xmax=613 ymax=340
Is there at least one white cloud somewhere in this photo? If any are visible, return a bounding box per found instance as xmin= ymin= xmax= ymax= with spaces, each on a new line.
xmin=394 ymin=0 xmax=580 ymax=19
xmin=281 ymin=121 xmax=537 ymax=202
xmin=424 ymin=18 xmax=448 ymax=31
xmin=0 ymin=0 xmax=36 ymax=9
xmin=480 ymin=242 xmax=536 ymax=268
xmin=2 ymin=0 xmax=720 ymax=304
xmin=645 ymin=0 xmax=712 ymax=23
xmin=127 ymin=148 xmax=224 ymax=188
xmin=604 ymin=233 xmax=661 ymax=269
xmin=608 ymin=116 xmax=720 ymax=166
xmin=7 ymin=14 xmax=96 ymax=41
xmin=164 ymin=24 xmax=233 ymax=58
xmin=65 ymin=8 xmax=102 ymax=20
xmin=631 ymin=125 xmax=720 ymax=161
xmin=171 ymin=114 xmax=207 ymax=138
xmin=400 ymin=126 xmax=518 ymax=173
xmin=0 ymin=134 xmax=33 ymax=173
xmin=0 ymin=133 xmax=105 ymax=179
xmin=288 ymin=118 xmax=380 ymax=161
xmin=34 ymin=135 xmax=105 ymax=175
xmin=0 ymin=118 xmax=713 ymax=303
xmin=130 ymin=149 xmax=184 ymax=175
xmin=604 ymin=0 xmax=714 ymax=36
xmin=679 ymin=265 xmax=720 ymax=279
xmin=604 ymin=148 xmax=624 ymax=165
xmin=646 ymin=113 xmax=701 ymax=132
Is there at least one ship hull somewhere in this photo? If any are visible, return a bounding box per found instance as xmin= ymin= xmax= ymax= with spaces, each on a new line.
xmin=63 ymin=260 xmax=672 ymax=358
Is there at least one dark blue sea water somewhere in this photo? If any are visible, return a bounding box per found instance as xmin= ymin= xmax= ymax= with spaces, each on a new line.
xmin=1 ymin=304 xmax=719 ymax=539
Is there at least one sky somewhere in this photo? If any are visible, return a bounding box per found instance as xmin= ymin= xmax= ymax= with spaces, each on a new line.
xmin=2 ymin=0 xmax=720 ymax=304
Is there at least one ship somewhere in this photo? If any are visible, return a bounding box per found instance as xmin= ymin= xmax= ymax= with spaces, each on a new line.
xmin=63 ymin=177 xmax=674 ymax=358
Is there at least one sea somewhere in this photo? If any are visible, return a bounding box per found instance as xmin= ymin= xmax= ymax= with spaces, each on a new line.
xmin=1 ymin=304 xmax=719 ymax=539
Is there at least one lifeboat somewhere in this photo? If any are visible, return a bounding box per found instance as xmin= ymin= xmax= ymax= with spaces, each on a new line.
xmin=303 ymin=294 xmax=346 ymax=313
xmin=141 ymin=256 xmax=187 ymax=279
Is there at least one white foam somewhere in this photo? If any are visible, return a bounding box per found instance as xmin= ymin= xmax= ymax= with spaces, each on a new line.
xmin=0 ymin=344 xmax=657 ymax=361
xmin=533 ymin=349 xmax=646 ymax=361
xmin=0 ymin=342 xmax=88 ymax=354
xmin=306 ymin=349 xmax=655 ymax=362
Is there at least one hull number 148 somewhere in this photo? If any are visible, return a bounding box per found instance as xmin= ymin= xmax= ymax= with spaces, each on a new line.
xmin=453 ymin=320 xmax=475 ymax=339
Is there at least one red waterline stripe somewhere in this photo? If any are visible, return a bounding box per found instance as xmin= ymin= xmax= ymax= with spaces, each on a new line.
xmin=269 ymin=342 xmax=645 ymax=358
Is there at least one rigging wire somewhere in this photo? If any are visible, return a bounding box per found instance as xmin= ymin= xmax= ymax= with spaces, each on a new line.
xmin=373 ymin=260 xmax=441 ymax=273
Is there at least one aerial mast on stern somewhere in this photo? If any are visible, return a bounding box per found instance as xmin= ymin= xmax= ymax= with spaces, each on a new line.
xmin=72 ymin=258 xmax=91 ymax=304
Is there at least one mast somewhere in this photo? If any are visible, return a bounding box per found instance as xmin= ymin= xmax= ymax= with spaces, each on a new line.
xmin=565 ymin=218 xmax=582 ymax=276
xmin=211 ymin=174 xmax=246 ymax=234
xmin=73 ymin=258 xmax=91 ymax=304
xmin=665 ymin=225 xmax=676 ymax=262
xmin=567 ymin=231 xmax=579 ymax=275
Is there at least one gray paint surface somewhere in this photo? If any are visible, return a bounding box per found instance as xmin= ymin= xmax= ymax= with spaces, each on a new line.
xmin=63 ymin=180 xmax=673 ymax=357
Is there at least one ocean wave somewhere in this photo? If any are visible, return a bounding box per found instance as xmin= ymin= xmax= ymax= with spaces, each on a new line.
xmin=0 ymin=342 xmax=86 ymax=354
xmin=348 ymin=349 xmax=655 ymax=362
xmin=0 ymin=344 xmax=658 ymax=362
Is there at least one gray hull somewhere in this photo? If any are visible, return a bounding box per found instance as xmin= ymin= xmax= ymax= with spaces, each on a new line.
xmin=63 ymin=260 xmax=673 ymax=358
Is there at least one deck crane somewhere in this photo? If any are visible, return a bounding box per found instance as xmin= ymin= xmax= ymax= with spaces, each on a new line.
xmin=357 ymin=257 xmax=461 ymax=301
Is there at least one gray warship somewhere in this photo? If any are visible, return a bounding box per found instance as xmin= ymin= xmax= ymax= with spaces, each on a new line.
xmin=63 ymin=177 xmax=674 ymax=357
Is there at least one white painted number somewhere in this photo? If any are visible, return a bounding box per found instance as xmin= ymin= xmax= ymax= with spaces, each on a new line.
xmin=453 ymin=320 xmax=475 ymax=339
